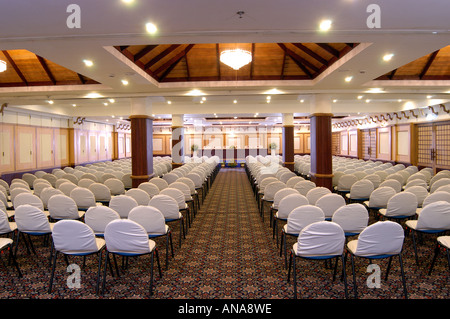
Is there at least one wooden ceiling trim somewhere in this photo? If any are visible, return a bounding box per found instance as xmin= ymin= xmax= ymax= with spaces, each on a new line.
xmin=134 ymin=45 xmax=158 ymax=62
xmin=156 ymin=44 xmax=194 ymax=81
xmin=292 ymin=43 xmax=328 ymax=66
xmin=316 ymin=43 xmax=340 ymax=58
xmin=420 ymin=49 xmax=439 ymax=79
xmin=36 ymin=55 xmax=56 ymax=85
xmin=277 ymin=43 xmax=314 ymax=78
xmin=2 ymin=50 xmax=28 ymax=85
xmin=144 ymin=44 xmax=181 ymax=71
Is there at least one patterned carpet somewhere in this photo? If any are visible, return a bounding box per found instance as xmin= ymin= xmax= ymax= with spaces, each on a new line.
xmin=1 ymin=167 xmax=449 ymax=303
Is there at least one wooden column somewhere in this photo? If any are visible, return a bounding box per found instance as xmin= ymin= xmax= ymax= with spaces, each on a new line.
xmin=282 ymin=113 xmax=295 ymax=171
xmin=130 ymin=115 xmax=154 ymax=187
xmin=310 ymin=113 xmax=333 ymax=190
xmin=171 ymin=114 xmax=184 ymax=169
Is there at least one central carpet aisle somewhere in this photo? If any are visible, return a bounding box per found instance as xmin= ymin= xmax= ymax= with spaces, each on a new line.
xmin=153 ymin=167 xmax=294 ymax=298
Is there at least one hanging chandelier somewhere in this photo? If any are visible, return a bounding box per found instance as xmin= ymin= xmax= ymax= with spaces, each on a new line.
xmin=0 ymin=60 xmax=6 ymax=72
xmin=220 ymin=49 xmax=252 ymax=70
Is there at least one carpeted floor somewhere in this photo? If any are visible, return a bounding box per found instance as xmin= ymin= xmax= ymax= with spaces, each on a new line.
xmin=1 ymin=167 xmax=449 ymax=300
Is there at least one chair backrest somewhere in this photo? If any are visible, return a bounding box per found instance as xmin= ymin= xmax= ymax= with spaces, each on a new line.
xmin=272 ymin=188 xmax=299 ymax=209
xmin=104 ymin=219 xmax=152 ymax=254
xmin=404 ymin=185 xmax=429 ymax=206
xmin=48 ymin=194 xmax=81 ymax=220
xmin=10 ymin=187 xmax=32 ymax=205
xmin=364 ymin=174 xmax=381 ymax=189
xmin=384 ymin=192 xmax=418 ymax=217
xmin=162 ymin=172 xmax=179 ymax=185
xmin=108 ymin=195 xmax=138 ymax=219
xmin=52 ymin=220 xmax=99 ymax=253
xmin=177 ymin=177 xmax=196 ymax=194
xmin=279 ymin=171 xmax=297 ymax=184
xmin=84 ymin=205 xmax=120 ymax=235
xmin=0 ymin=208 xmax=13 ymax=234
xmin=58 ymin=181 xmax=78 ymax=196
xmin=315 ymin=193 xmax=346 ymax=219
xmin=423 ymin=191 xmax=450 ymax=207
xmin=149 ymin=177 xmax=169 ymax=191
xmin=122 ymin=173 xmax=132 ymax=189
xmin=40 ymin=187 xmax=63 ymax=208
xmin=159 ymin=188 xmax=186 ymax=209
xmin=14 ymin=192 xmax=44 ymax=211
xmin=148 ymin=194 xmax=180 ymax=220
xmin=286 ymin=205 xmax=325 ymax=234
xmin=430 ymin=178 xmax=450 ymax=193
xmin=415 ymin=201 xmax=450 ymax=230
xmin=70 ymin=187 xmax=97 ymax=209
xmin=349 ymin=179 xmax=374 ymax=199
xmin=277 ymin=193 xmax=309 ymax=219
xmin=306 ymin=187 xmax=331 ymax=205
xmin=137 ymin=182 xmax=160 ymax=197
xmin=104 ymin=178 xmax=125 ymax=195
xmin=125 ymin=188 xmax=151 ymax=205
xmin=80 ymin=173 xmax=98 ymax=182
xmin=14 ymin=204 xmax=52 ymax=233
xmin=295 ymin=221 xmax=345 ymax=257
xmin=262 ymin=181 xmax=287 ymax=201
xmin=354 ymin=221 xmax=405 ymax=256
xmin=78 ymin=178 xmax=96 ymax=189
xmin=22 ymin=173 xmax=37 ymax=187
xmin=332 ymin=203 xmax=369 ymax=235
xmin=404 ymin=179 xmax=428 ymax=190
xmin=286 ymin=176 xmax=304 ymax=188
xmin=367 ymin=186 xmax=396 ymax=208
xmin=88 ymin=183 xmax=112 ymax=202
xmin=170 ymin=182 xmax=192 ymax=201
xmin=379 ymin=179 xmax=402 ymax=193
xmin=128 ymin=206 xmax=166 ymax=235
xmin=259 ymin=177 xmax=279 ymax=193
xmin=293 ymin=180 xmax=316 ymax=196
xmin=337 ymin=174 xmax=358 ymax=192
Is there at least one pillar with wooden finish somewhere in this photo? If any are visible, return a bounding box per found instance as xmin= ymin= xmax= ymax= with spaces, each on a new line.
xmin=171 ymin=114 xmax=184 ymax=169
xmin=309 ymin=95 xmax=333 ymax=190
xmin=282 ymin=113 xmax=295 ymax=171
xmin=130 ymin=97 xmax=154 ymax=188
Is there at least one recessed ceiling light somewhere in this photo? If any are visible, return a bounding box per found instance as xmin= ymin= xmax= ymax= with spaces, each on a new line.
xmin=122 ymin=0 xmax=134 ymax=3
xmin=83 ymin=59 xmax=93 ymax=67
xmin=234 ymin=116 xmax=237 ymax=119
xmin=366 ymin=99 xmax=371 ymax=103
xmin=383 ymin=53 xmax=394 ymax=61
xmin=103 ymin=102 xmax=108 ymax=106
xmin=319 ymin=19 xmax=332 ymax=31
xmin=145 ymin=22 xmax=158 ymax=34
xmin=300 ymin=99 xmax=304 ymax=103
xmin=333 ymin=99 xmax=338 ymax=103
xmin=72 ymin=104 xmax=77 ymax=107
xmin=85 ymin=92 xmax=103 ymax=99
xmin=167 ymin=100 xmax=172 ymax=104
xmin=345 ymin=76 xmax=353 ymax=82
xmin=366 ymin=88 xmax=384 ymax=93
xmin=121 ymin=79 xmax=129 ymax=85
xmin=398 ymin=99 xmax=402 ymax=102
xmin=186 ymin=89 xmax=203 ymax=96
xmin=427 ymin=95 xmax=433 ymax=99
xmin=357 ymin=95 xmax=363 ymax=99
xmin=202 ymin=97 xmax=206 ymax=101
xmin=108 ymin=99 xmax=115 ymax=103
xmin=233 ymin=100 xmax=237 ymax=104
xmin=47 ymin=100 xmax=54 ymax=104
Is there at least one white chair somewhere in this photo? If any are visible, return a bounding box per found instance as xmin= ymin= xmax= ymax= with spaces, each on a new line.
xmin=70 ymin=187 xmax=98 ymax=211
xmin=280 ymin=205 xmax=325 ymax=268
xmin=273 ymin=193 xmax=309 ymax=244
xmin=316 ymin=193 xmax=346 ymax=221
xmin=332 ymin=203 xmax=369 ymax=237
xmin=430 ymin=178 xmax=450 ymax=194
xmin=48 ymin=220 xmax=106 ymax=294
xmin=336 ymin=174 xmax=357 ymax=194
xmin=422 ymin=191 xmax=450 ymax=207
xmin=22 ymin=173 xmax=37 ymax=188
xmin=58 ymin=182 xmax=78 ymax=196
xmin=271 ymin=188 xmax=299 ymax=212
xmin=159 ymin=188 xmax=191 ymax=227
xmin=88 ymin=183 xmax=112 ymax=205
xmin=138 ymin=182 xmax=160 ymax=198
xmin=128 ymin=205 xmax=174 ymax=270
xmin=125 ymin=188 xmax=150 ymax=206
xmin=379 ymin=179 xmax=402 ymax=193
xmin=122 ymin=173 xmax=132 ymax=189
xmin=40 ymin=187 xmax=63 ymax=209
xmin=305 ymin=186 xmax=331 ymax=206
xmin=286 ymin=176 xmax=305 ymax=188
xmin=84 ymin=205 xmax=121 ymax=237
xmin=104 ymin=178 xmax=125 ymax=196
xmin=345 ymin=179 xmax=374 ymax=203
xmin=405 ymin=201 xmax=450 ymax=266
xmin=108 ymin=195 xmax=138 ymax=219
xmin=261 ymin=181 xmax=286 ymax=222
xmin=47 ymin=194 xmax=85 ymax=221
xmin=287 ymin=221 xmax=347 ymax=299
xmin=363 ymin=186 xmax=396 ymax=213
xmin=149 ymin=177 xmax=169 ymax=191
xmin=101 ymin=219 xmax=161 ymax=296
xmin=378 ymin=192 xmax=418 ymax=222
xmin=149 ymin=194 xmax=185 ymax=247
xmin=13 ymin=204 xmax=56 ymax=257
xmin=404 ymin=185 xmax=429 ymax=207
xmin=10 ymin=187 xmax=32 ymax=206
xmin=293 ymin=180 xmax=316 ymax=196
xmin=346 ymin=221 xmax=407 ymax=299
xmin=0 ymin=208 xmax=21 ymax=277
xmin=78 ymin=178 xmax=96 ymax=189
xmin=162 ymin=172 xmax=179 ymax=185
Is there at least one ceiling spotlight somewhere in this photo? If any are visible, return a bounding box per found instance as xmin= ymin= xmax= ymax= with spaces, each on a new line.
xmin=357 ymin=95 xmax=363 ymax=100
xmin=319 ymin=19 xmax=332 ymax=31
xmin=72 ymin=104 xmax=77 ymax=107
xmin=383 ymin=53 xmax=394 ymax=61
xmin=47 ymin=100 xmax=54 ymax=104
xmin=345 ymin=76 xmax=353 ymax=82
xmin=121 ymin=79 xmax=129 ymax=86
xmin=145 ymin=22 xmax=158 ymax=34
xmin=333 ymin=99 xmax=337 ymax=103
xmin=233 ymin=100 xmax=237 ymax=104
xmin=108 ymin=98 xmax=115 ymax=103
xmin=103 ymin=102 xmax=108 ymax=106
xmin=300 ymin=99 xmax=304 ymax=103
xmin=83 ymin=59 xmax=93 ymax=67
xmin=366 ymin=99 xmax=371 ymax=103
xmin=122 ymin=0 xmax=134 ymax=3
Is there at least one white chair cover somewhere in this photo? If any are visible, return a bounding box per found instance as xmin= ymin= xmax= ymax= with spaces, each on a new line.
xmin=366 ymin=186 xmax=396 ymax=208
xmin=306 ymin=187 xmax=331 ymax=205
xmin=272 ymin=188 xmax=299 ymax=210
xmin=15 ymin=204 xmax=53 ymax=233
xmin=14 ymin=192 xmax=45 ymax=211
xmin=84 ymin=206 xmax=120 ymax=235
xmin=406 ymin=201 xmax=450 ymax=230
xmin=337 ymin=174 xmax=357 ymax=192
xmin=423 ymin=191 xmax=450 ymax=207
xmin=332 ymin=203 xmax=368 ymax=234
xmin=286 ymin=176 xmax=305 ymax=188
xmin=293 ymin=180 xmax=316 ymax=196
xmin=125 ymin=188 xmax=151 ymax=206
xmin=104 ymin=219 xmax=154 ymax=254
xmin=0 ymin=209 xmax=15 ymax=234
xmin=89 ymin=183 xmax=112 ymax=202
xmin=348 ymin=221 xmax=404 ymax=257
xmin=48 ymin=194 xmax=84 ymax=220
xmin=294 ymin=221 xmax=345 ymax=257
xmin=148 ymin=194 xmax=181 ymax=220
xmin=316 ymin=193 xmax=346 ymax=219
xmin=348 ymin=179 xmax=374 ymax=200
xmin=138 ymin=182 xmax=160 ymax=197
xmin=162 ymin=172 xmax=179 ymax=185
xmin=286 ymin=205 xmax=324 ymax=235
xmin=70 ymin=187 xmax=97 ymax=210
xmin=170 ymin=182 xmax=193 ymax=201
xmin=109 ymin=195 xmax=138 ymax=219
xmin=404 ymin=185 xmax=429 ymax=206
xmin=128 ymin=206 xmax=167 ymax=235
xmin=52 ymin=220 xmax=103 ymax=254
xmin=276 ymin=193 xmax=309 ymax=220
xmin=263 ymin=181 xmax=287 ymax=201
xmin=379 ymin=192 xmax=418 ymax=217
xmin=159 ymin=188 xmax=186 ymax=210
xmin=379 ymin=179 xmax=402 ymax=193
xmin=58 ymin=182 xmax=78 ymax=196
xmin=149 ymin=177 xmax=169 ymax=191
xmin=104 ymin=178 xmax=125 ymax=195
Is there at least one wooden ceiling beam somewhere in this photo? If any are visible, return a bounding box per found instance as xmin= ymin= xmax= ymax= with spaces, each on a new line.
xmin=292 ymin=43 xmax=328 ymax=65
xmin=316 ymin=43 xmax=340 ymax=57
xmin=134 ymin=45 xmax=157 ymax=62
xmin=36 ymin=55 xmax=56 ymax=85
xmin=2 ymin=50 xmax=28 ymax=85
xmin=420 ymin=49 xmax=439 ymax=79
xmin=157 ymin=44 xmax=194 ymax=81
xmin=144 ymin=44 xmax=181 ymax=70
xmin=277 ymin=43 xmax=317 ymax=77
